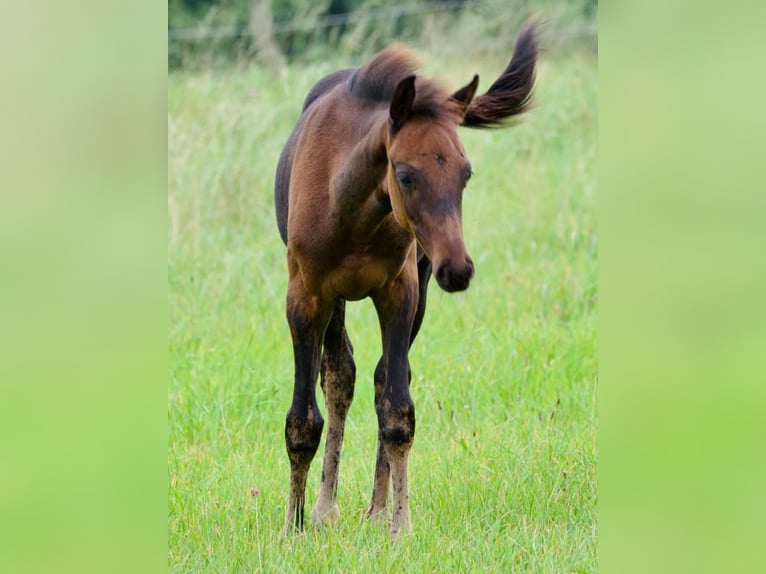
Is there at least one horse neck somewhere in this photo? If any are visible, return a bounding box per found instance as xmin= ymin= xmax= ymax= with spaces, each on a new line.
xmin=331 ymin=107 xmax=393 ymax=234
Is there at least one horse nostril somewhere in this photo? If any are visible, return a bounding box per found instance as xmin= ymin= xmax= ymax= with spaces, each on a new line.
xmin=465 ymin=256 xmax=474 ymax=275
xmin=435 ymin=260 xmax=450 ymax=283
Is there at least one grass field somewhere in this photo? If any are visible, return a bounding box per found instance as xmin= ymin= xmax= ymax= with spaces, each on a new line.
xmin=168 ymin=36 xmax=597 ymax=572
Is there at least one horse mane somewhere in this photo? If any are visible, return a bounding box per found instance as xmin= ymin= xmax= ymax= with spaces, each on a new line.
xmin=345 ymin=20 xmax=539 ymax=128
xmin=347 ymin=44 xmax=459 ymax=121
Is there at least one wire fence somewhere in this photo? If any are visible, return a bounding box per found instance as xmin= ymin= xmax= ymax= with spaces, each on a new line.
xmin=168 ymin=0 xmax=597 ymax=43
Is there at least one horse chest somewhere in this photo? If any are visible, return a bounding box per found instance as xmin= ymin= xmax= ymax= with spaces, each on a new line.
xmin=296 ymin=239 xmax=412 ymax=301
xmin=331 ymin=256 xmax=392 ymax=301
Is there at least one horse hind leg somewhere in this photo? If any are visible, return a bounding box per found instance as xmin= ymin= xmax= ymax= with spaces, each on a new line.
xmin=311 ymin=299 xmax=356 ymax=527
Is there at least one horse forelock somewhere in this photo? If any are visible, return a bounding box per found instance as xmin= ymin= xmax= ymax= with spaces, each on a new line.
xmin=347 ymin=44 xmax=460 ymax=123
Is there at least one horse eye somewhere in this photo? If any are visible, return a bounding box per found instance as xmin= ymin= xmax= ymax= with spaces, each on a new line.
xmin=397 ymin=172 xmax=414 ymax=187
xmin=465 ymin=167 xmax=473 ymax=181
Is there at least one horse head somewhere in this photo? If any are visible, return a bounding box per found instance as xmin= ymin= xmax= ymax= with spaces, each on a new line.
xmin=384 ymin=22 xmax=537 ymax=292
xmin=384 ymin=74 xmax=480 ymax=292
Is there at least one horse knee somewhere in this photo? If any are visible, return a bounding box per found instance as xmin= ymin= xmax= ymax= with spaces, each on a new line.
xmin=285 ymin=407 xmax=324 ymax=467
xmin=376 ymin=397 xmax=415 ymax=447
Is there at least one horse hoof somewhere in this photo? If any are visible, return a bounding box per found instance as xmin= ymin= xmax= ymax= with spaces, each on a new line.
xmin=280 ymin=517 xmax=308 ymax=539
xmin=389 ymin=519 xmax=413 ymax=540
xmin=364 ymin=508 xmax=391 ymax=525
xmin=310 ymin=502 xmax=341 ymax=527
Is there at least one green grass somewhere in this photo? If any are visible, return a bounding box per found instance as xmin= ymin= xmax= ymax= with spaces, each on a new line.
xmin=168 ymin=43 xmax=596 ymax=572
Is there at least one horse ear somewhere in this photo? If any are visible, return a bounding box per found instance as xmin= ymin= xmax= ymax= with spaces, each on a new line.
xmin=390 ymin=75 xmax=416 ymax=130
xmin=450 ymin=75 xmax=480 ymax=115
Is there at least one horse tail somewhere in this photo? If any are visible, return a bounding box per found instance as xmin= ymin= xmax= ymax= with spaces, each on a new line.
xmin=461 ymin=19 xmax=540 ymax=129
xmin=274 ymin=127 xmax=296 ymax=245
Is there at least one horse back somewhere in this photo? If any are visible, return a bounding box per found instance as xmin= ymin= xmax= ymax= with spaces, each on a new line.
xmin=274 ymin=68 xmax=356 ymax=245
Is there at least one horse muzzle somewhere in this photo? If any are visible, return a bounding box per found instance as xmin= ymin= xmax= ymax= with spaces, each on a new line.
xmin=434 ymin=255 xmax=474 ymax=292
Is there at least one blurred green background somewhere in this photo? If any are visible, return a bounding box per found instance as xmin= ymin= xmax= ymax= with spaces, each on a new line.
xmin=168 ymin=0 xmax=597 ymax=68
xmin=168 ymin=1 xmax=598 ymax=571
xmin=2 ymin=0 xmax=765 ymax=572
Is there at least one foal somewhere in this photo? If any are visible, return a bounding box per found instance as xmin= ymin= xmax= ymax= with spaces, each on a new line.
xmin=274 ymin=22 xmax=538 ymax=538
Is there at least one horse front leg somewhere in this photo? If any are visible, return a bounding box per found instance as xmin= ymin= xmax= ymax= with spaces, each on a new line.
xmin=282 ymin=268 xmax=333 ymax=535
xmin=366 ymin=253 xmax=431 ymax=523
xmin=364 ymin=358 xmax=391 ymax=522
xmin=371 ymin=258 xmax=419 ymax=538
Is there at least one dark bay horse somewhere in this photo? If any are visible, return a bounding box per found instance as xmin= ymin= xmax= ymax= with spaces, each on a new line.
xmin=274 ymin=22 xmax=538 ymax=538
